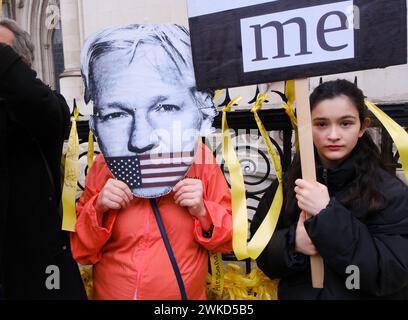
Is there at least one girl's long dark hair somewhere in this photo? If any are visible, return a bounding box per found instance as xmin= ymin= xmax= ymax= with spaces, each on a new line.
xmin=283 ymin=79 xmax=389 ymax=224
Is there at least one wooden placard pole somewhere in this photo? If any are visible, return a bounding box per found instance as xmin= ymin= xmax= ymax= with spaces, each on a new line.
xmin=294 ymin=78 xmax=324 ymax=288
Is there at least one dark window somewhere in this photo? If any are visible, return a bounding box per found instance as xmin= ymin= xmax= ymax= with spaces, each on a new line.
xmin=52 ymin=20 xmax=65 ymax=93
xmin=2 ymin=0 xmax=11 ymax=17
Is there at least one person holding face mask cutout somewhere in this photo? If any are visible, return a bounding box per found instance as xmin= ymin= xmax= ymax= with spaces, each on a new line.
xmin=251 ymin=79 xmax=408 ymax=300
xmin=70 ymin=24 xmax=232 ymax=300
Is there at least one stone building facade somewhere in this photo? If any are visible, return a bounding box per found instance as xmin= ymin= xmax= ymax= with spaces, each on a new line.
xmin=2 ymin=0 xmax=408 ymax=113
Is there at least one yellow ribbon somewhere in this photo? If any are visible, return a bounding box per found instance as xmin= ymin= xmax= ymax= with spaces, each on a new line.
xmin=61 ymin=106 xmax=79 ymax=232
xmin=365 ymin=100 xmax=408 ymax=181
xmin=251 ymin=93 xmax=283 ymax=184
xmin=221 ymin=95 xmax=283 ymax=260
xmin=206 ymin=264 xmax=278 ymax=300
xmin=222 ymin=96 xmax=250 ymax=260
xmin=206 ymin=89 xmax=227 ymax=298
xmin=282 ymin=80 xmax=299 ymax=150
xmin=249 ymin=94 xmax=283 ymax=258
xmin=214 ymin=89 xmax=225 ymax=101
xmin=0 ymin=1 xmax=3 ymax=16
xmin=209 ymin=252 xmax=224 ymax=298
xmin=87 ymin=130 xmax=94 ymax=170
xmin=79 ymin=265 xmax=93 ymax=299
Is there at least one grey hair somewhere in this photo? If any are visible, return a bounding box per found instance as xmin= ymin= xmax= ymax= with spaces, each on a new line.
xmin=0 ymin=18 xmax=34 ymax=67
xmin=81 ymin=24 xmax=217 ymax=122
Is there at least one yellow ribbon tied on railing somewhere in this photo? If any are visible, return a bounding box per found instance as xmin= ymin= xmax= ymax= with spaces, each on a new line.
xmin=365 ymin=99 xmax=408 ymax=181
xmin=222 ymin=96 xmax=249 ymax=260
xmin=222 ymin=94 xmax=283 ymax=260
xmin=282 ymin=80 xmax=299 ymax=150
xmin=62 ymin=105 xmax=80 ymax=232
xmin=250 ymin=94 xmax=283 ymax=256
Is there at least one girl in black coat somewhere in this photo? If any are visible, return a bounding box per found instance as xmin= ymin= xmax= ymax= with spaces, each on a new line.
xmin=251 ymin=79 xmax=408 ymax=300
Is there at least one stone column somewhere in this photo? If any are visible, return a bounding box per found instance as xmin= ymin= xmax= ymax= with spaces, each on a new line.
xmin=59 ymin=0 xmax=88 ymax=114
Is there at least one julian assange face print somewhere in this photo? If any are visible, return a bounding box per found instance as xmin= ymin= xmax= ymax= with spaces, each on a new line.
xmin=83 ymin=25 xmax=214 ymax=198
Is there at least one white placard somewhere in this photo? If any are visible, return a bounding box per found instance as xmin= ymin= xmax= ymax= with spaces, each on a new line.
xmin=241 ymin=1 xmax=355 ymax=72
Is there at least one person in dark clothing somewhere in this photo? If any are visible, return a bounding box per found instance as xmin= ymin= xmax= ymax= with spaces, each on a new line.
xmin=0 ymin=18 xmax=86 ymax=300
xmin=251 ymin=79 xmax=408 ymax=300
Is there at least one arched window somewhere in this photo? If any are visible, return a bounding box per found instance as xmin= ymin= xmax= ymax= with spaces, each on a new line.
xmin=1 ymin=0 xmax=13 ymax=18
xmin=51 ymin=19 xmax=65 ymax=93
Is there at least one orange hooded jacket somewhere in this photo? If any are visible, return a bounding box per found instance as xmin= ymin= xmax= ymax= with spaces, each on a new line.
xmin=70 ymin=143 xmax=232 ymax=300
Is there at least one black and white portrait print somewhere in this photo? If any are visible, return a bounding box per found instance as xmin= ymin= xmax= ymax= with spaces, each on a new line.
xmin=81 ymin=24 xmax=217 ymax=198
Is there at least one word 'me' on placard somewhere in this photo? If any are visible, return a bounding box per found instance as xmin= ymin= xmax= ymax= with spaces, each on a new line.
xmin=187 ymin=0 xmax=407 ymax=90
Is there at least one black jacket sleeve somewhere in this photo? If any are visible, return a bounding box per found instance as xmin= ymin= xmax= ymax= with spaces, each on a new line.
xmin=0 ymin=44 xmax=70 ymax=142
xmin=304 ymin=179 xmax=408 ymax=297
xmin=251 ymin=180 xmax=307 ymax=279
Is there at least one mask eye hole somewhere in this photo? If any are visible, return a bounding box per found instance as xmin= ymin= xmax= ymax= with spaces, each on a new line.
xmin=155 ymin=104 xmax=181 ymax=112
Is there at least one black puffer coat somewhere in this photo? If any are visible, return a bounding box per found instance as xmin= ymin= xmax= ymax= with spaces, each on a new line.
xmin=0 ymin=44 xmax=86 ymax=299
xmin=251 ymin=144 xmax=408 ymax=300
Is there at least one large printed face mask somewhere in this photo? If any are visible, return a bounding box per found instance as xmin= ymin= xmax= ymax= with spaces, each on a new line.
xmin=82 ymin=25 xmax=215 ymax=198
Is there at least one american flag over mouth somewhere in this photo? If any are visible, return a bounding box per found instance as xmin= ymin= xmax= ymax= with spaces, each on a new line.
xmin=105 ymin=151 xmax=195 ymax=189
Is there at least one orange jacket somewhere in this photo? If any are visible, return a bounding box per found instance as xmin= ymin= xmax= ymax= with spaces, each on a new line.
xmin=70 ymin=144 xmax=232 ymax=300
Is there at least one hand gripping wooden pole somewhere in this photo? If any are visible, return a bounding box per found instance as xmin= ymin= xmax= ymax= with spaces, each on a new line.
xmin=294 ymin=78 xmax=324 ymax=288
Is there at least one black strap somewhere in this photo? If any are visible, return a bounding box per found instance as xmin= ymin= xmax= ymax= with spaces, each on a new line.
xmin=149 ymin=198 xmax=187 ymax=300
